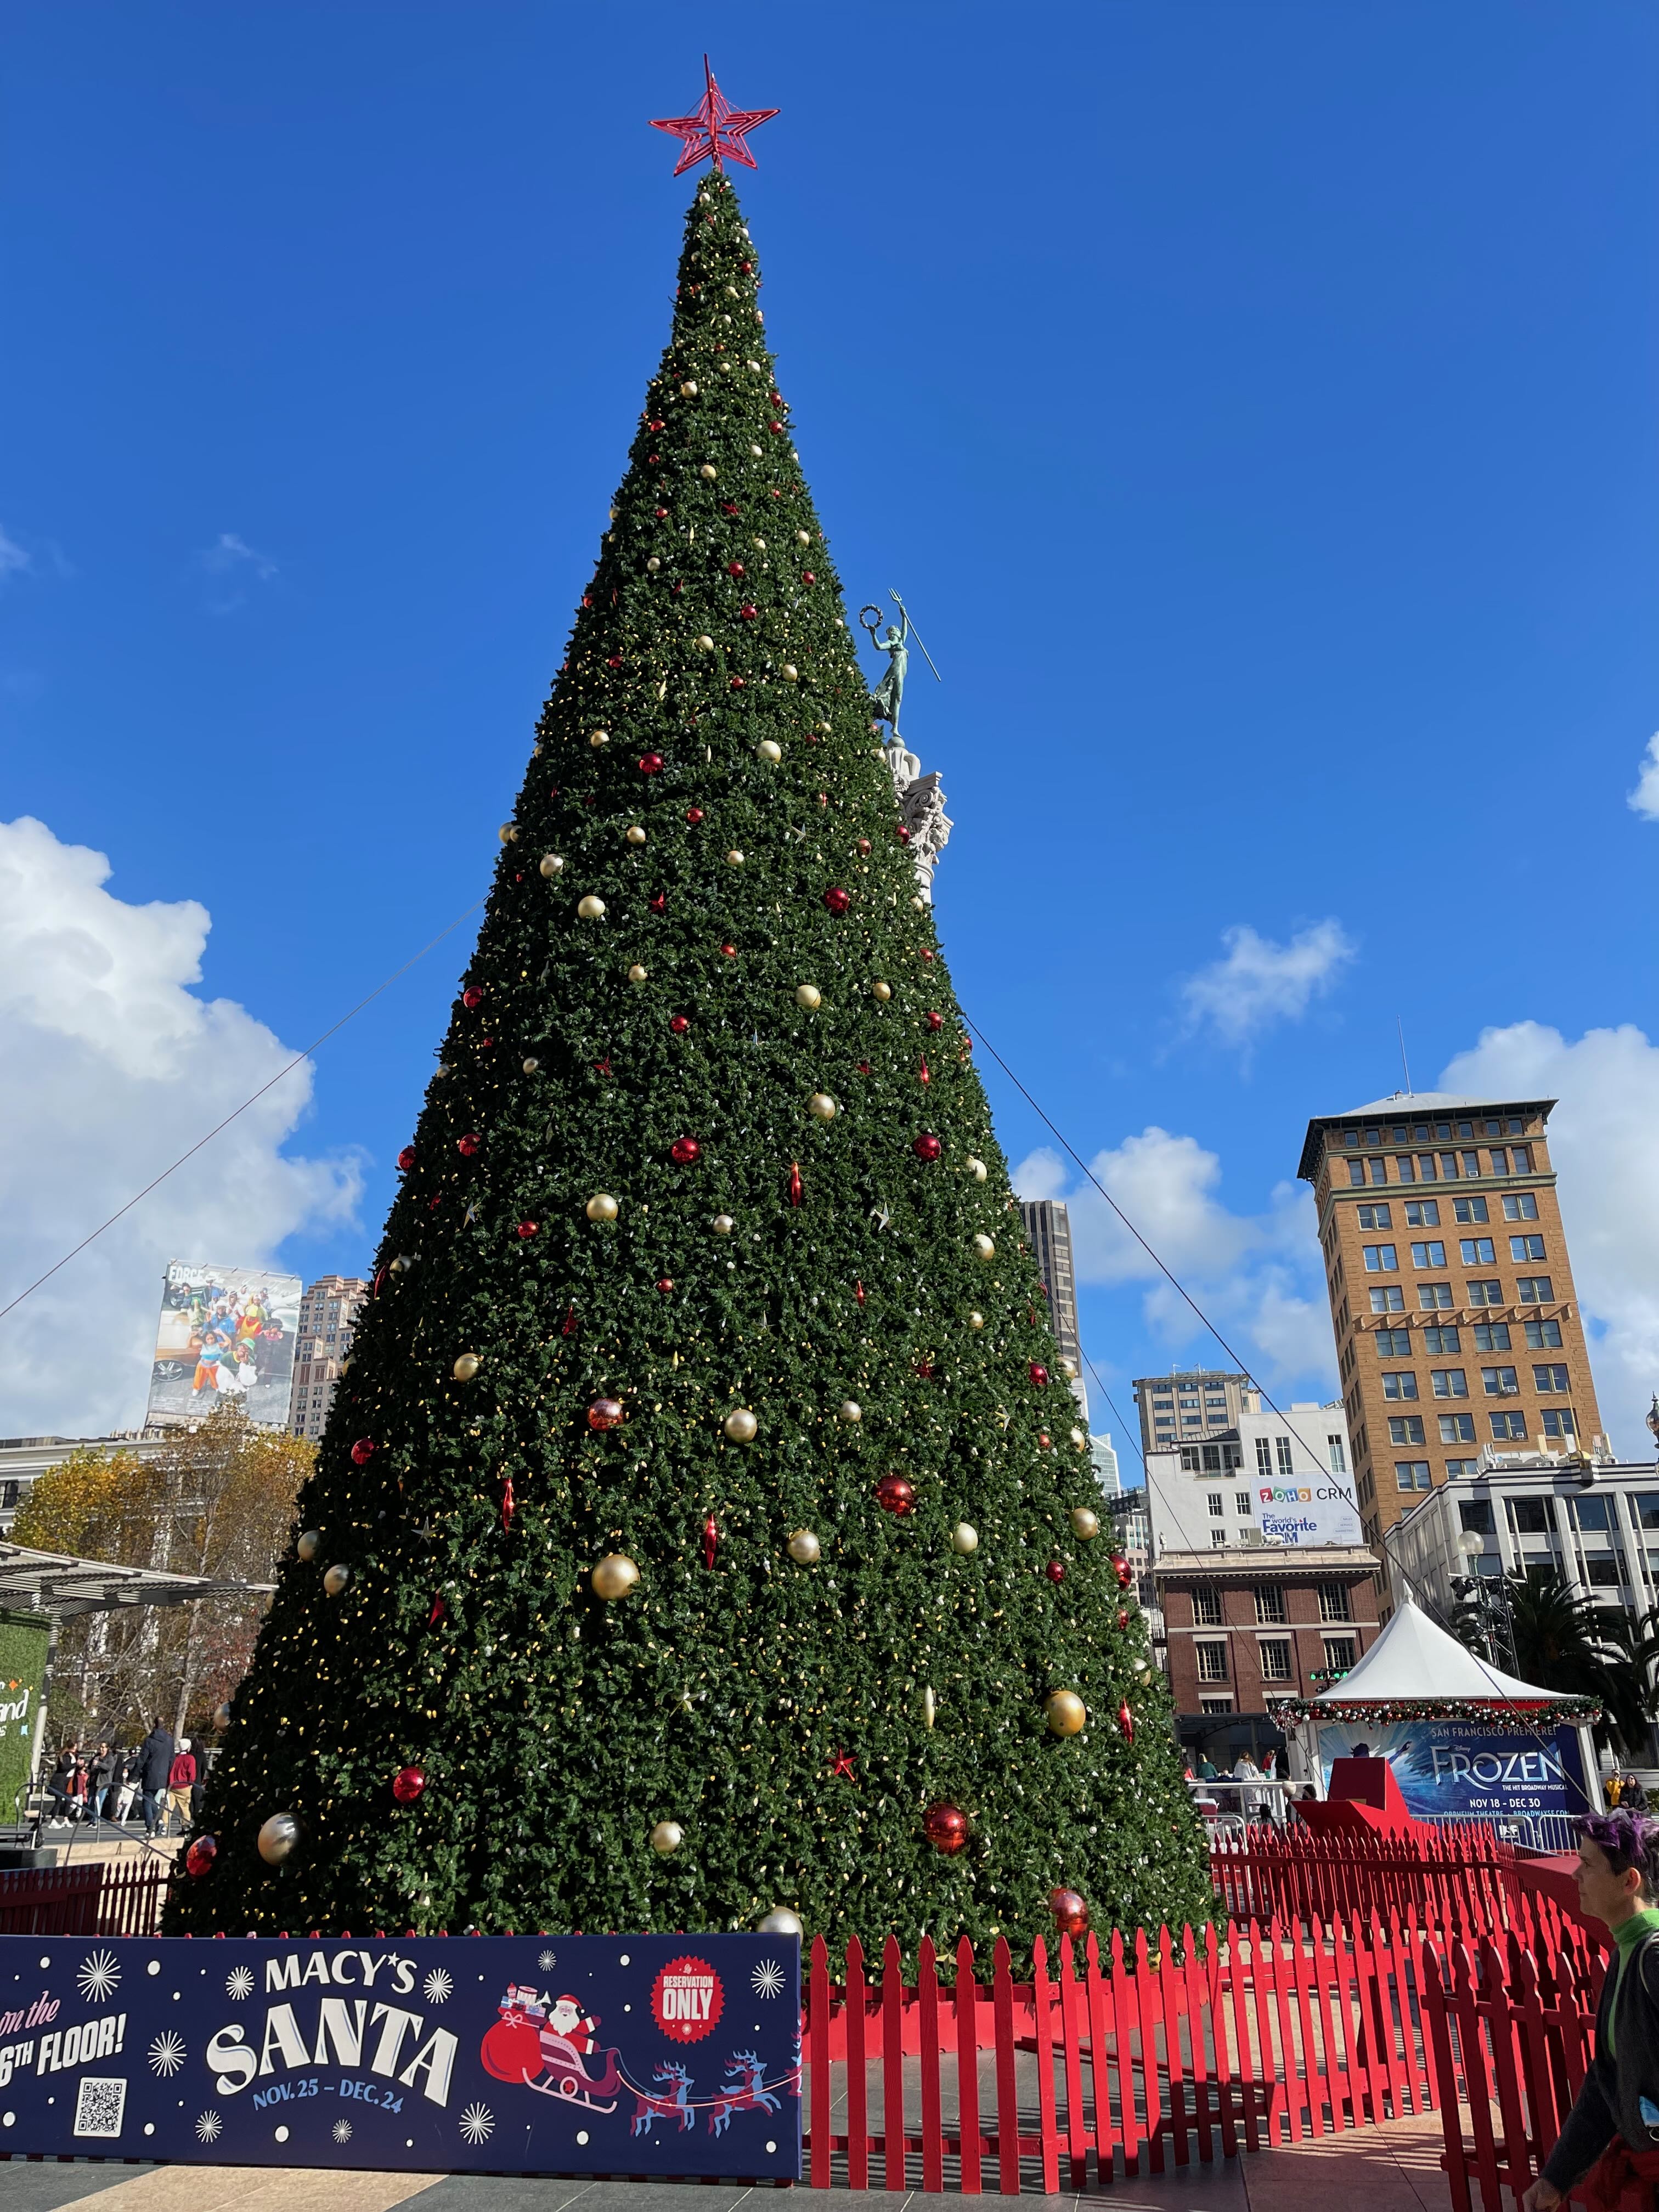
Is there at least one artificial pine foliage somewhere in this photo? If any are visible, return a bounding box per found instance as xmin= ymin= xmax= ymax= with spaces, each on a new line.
xmin=170 ymin=173 xmax=1210 ymax=1957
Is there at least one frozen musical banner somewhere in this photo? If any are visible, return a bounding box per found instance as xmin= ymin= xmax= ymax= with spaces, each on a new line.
xmin=1316 ymin=1718 xmax=1590 ymax=1826
xmin=0 ymin=1934 xmax=800 ymax=2179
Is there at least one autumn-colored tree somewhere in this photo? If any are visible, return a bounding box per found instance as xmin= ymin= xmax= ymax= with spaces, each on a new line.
xmin=15 ymin=1409 xmax=310 ymax=1742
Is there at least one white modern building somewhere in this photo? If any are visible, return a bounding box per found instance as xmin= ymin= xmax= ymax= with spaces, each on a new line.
xmin=1091 ymin=1435 xmax=1121 ymax=1498
xmin=1146 ymin=1400 xmax=1358 ymax=1558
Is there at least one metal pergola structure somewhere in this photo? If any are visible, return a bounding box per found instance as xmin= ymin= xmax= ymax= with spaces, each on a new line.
xmin=0 ymin=1540 xmax=272 ymax=1620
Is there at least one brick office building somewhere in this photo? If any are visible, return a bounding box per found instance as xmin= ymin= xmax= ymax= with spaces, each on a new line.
xmin=1155 ymin=1545 xmax=1381 ymax=1764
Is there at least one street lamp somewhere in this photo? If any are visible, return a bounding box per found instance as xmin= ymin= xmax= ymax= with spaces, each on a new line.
xmin=1450 ymin=1536 xmax=1516 ymax=1674
xmin=1647 ymin=1394 xmax=1659 ymax=1459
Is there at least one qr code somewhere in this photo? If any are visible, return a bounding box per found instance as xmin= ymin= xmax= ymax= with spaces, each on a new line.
xmin=73 ymin=2075 xmax=127 ymax=2138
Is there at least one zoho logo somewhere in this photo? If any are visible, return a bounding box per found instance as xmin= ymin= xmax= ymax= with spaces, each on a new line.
xmin=1260 ymin=1484 xmax=1313 ymax=1504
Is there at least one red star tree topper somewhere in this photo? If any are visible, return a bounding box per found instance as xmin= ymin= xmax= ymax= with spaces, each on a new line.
xmin=650 ymin=56 xmax=778 ymax=176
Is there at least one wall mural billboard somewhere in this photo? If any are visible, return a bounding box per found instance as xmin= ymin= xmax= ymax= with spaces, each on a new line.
xmin=0 ymin=1934 xmax=800 ymax=2178
xmin=144 ymin=1264 xmax=302 ymax=1431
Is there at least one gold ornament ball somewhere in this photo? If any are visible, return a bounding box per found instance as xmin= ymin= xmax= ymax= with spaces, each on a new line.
xmin=872 ymin=980 xmax=891 ymax=1001
xmin=751 ymin=534 xmax=766 ymax=549
xmin=697 ymin=459 xmax=715 ymax=476
xmin=781 ymin=664 xmax=799 ymax=682
xmin=296 ymin=1530 xmax=320 ymax=1562
xmin=758 ymin=1907 xmax=804 ymax=1937
xmin=712 ymin=1213 xmax=735 ymax=1237
xmin=787 ymin=1528 xmax=821 ymax=1565
xmin=453 ymin=1353 xmax=482 ymax=1383
xmin=1058 ymin=1357 xmax=1079 ymax=1381
xmin=498 ymin=822 xmax=518 ymax=844
xmin=589 ymin=729 xmax=609 ymax=748
xmin=586 ymin=1193 xmax=619 ymax=1222
xmin=1138 ymin=1666 xmax=1153 ymax=1684
xmin=682 ymin=381 xmax=700 ymax=398
xmin=816 ymin=718 xmax=831 ymax=732
xmin=646 ymin=556 xmax=661 ymax=572
xmin=626 ymin=825 xmax=647 ymax=844
xmin=1070 ymin=1506 xmax=1101 ymax=1541
xmin=795 ymin=984 xmax=821 ymax=1009
xmin=968 ymin=1311 xmax=985 ymax=1331
xmin=972 ymin=1234 xmax=996 ymax=1261
xmin=808 ymin=1092 xmax=838 ymax=1121
xmin=696 ymin=634 xmax=715 ymax=652
xmin=748 ymin=442 xmax=763 ymax=458
xmin=650 ymin=1820 xmax=684 ymax=1855
xmin=628 ymin=963 xmax=648 ymax=983
xmin=966 ymin=1156 xmax=988 ymax=1182
xmin=724 ymin=1407 xmax=759 ymax=1443
xmin=837 ymin=1400 xmax=862 ymax=1425
xmin=577 ymin=894 xmax=606 ymax=920
xmin=951 ymin=1521 xmax=979 ymax=1555
xmin=919 ymin=1685 xmax=938 ymax=1729
xmin=323 ymin=1565 xmax=350 ymax=1598
xmin=795 ymin=529 xmax=811 ymax=546
xmin=591 ymin=1553 xmax=640 ymax=1600
xmin=1046 ymin=1690 xmax=1087 ymax=1737
xmin=1070 ymin=1427 xmax=1088 ymax=1449
xmin=726 ymin=849 xmax=744 ymax=867
xmin=257 ymin=1813 xmax=300 ymax=1866
xmin=522 ymin=1056 xmax=540 ymax=1074
xmin=539 ymin=854 xmax=563 ymax=878
xmin=757 ymin=740 xmax=782 ymax=762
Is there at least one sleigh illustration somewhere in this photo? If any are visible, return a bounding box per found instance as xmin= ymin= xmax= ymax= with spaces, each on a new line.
xmin=481 ymin=1995 xmax=624 ymax=2112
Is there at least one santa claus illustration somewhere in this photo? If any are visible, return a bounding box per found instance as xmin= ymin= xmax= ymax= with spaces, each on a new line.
xmin=545 ymin=1993 xmax=600 ymax=2058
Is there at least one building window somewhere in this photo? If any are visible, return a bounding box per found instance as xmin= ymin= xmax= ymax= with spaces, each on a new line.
xmin=1431 ymin=1368 xmax=1469 ymax=1398
xmin=1411 ymin=1240 xmax=1447 ymax=1269
xmin=1460 ymin=1499 xmax=1497 ymax=1535
xmin=1446 ymin=1458 xmax=1481 ymax=1477
xmin=1424 ymin=1325 xmax=1462 ymax=1355
xmin=1394 ymin=1461 xmax=1432 ymax=1490
xmin=1208 ymin=1492 xmax=1224 ymax=1517
xmin=1200 ymin=1696 xmax=1234 ymax=1714
xmin=1452 ymin=1196 xmax=1489 ymax=1225
xmin=1461 ymin=1151 xmax=1481 ymax=1176
xmin=1179 ymin=1446 xmax=1201 ymax=1471
xmin=1542 ymin=1409 xmax=1577 ymax=1441
xmin=1439 ymin=1154 xmax=1462 ymax=1180
xmin=1405 ymin=1198 xmax=1440 ymax=1227
xmin=1193 ymin=1587 xmax=1222 ymax=1625
xmin=1525 ymin=1319 xmax=1563 ymax=1349
xmin=1255 ymin=1583 xmax=1286 ymax=1624
xmin=1574 ymin=1496 xmax=1609 ymax=1531
xmin=1252 ymin=1438 xmax=1271 ymax=1476
xmin=1259 ymin=1639 xmax=1293 ymax=1681
xmin=1234 ymin=1491 xmax=1251 ymax=1516
xmin=1475 ymin=1322 xmax=1513 ymax=1352
xmin=1195 ymin=1641 xmax=1229 ymax=1683
xmin=1382 ymin=1372 xmax=1419 ymax=1400
xmin=1439 ymin=1413 xmax=1476 ymax=1444
xmin=1459 ymin=1238 xmax=1496 ymax=1266
xmin=1586 ymin=1558 xmax=1622 ymax=1587
xmin=1357 ymin=1203 xmax=1391 ymax=1229
xmin=1395 ymin=1155 xmax=1418 ymax=1182
xmin=1347 ymin=1160 xmax=1367 ymax=1185
xmin=1634 ymin=1495 xmax=1659 ymax=1532
xmin=1510 ymin=1234 xmax=1547 ymax=1263
xmin=1275 ymin=1436 xmax=1294 ymax=1476
xmin=1319 ymin=1581 xmax=1353 ymax=1622
xmin=1328 ymin=1434 xmax=1347 ymax=1473
xmin=1482 ymin=1365 xmax=1519 ymax=1397
xmin=1370 ymin=1286 xmax=1406 ymax=1313
xmin=1363 ymin=1245 xmax=1398 ymax=1273
xmin=1419 ymin=1284 xmax=1454 ymax=1310
xmin=1516 ymin=1277 xmax=1555 ymax=1305
xmin=1508 ymin=1497 xmax=1554 ymax=1534
xmin=1375 ymin=1327 xmax=1411 ymax=1356
xmin=1533 ymin=1364 xmax=1569 ymax=1393
xmin=1323 ymin=1635 xmax=1358 ymax=1674
xmin=1211 ymin=1530 xmax=1229 ymax=1546
xmin=1467 ymin=1280 xmax=1504 ymax=1307
xmin=1387 ymin=1415 xmax=1425 ymax=1445
xmin=1414 ymin=1153 xmax=1440 ymax=1181
xmin=1503 ymin=1193 xmax=1539 ymax=1222
xmin=1491 ymin=1412 xmax=1529 ymax=1440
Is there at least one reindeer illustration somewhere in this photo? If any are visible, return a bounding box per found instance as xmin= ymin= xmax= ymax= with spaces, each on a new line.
xmin=708 ymin=2051 xmax=781 ymax=2137
xmin=631 ymin=2060 xmax=696 ymax=2137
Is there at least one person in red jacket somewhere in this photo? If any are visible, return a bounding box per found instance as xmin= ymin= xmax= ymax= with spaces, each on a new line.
xmin=166 ymin=1739 xmax=196 ymax=1837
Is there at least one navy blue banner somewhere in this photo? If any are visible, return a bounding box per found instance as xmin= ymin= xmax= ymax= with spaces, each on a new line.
xmin=0 ymin=1933 xmax=800 ymax=2177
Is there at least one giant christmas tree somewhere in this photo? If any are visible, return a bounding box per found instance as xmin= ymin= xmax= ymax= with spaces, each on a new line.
xmin=171 ymin=131 xmax=1209 ymax=1953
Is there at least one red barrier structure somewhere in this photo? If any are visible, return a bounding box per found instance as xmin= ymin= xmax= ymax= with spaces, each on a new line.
xmin=0 ymin=1858 xmax=166 ymax=1937
xmin=1209 ymin=1824 xmax=1525 ymax=1938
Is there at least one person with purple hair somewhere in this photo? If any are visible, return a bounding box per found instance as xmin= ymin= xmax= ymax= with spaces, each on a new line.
xmin=1526 ymin=1810 xmax=1659 ymax=2212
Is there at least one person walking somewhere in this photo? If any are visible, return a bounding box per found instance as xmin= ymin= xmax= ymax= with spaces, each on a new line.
xmin=110 ymin=1748 xmax=140 ymax=1826
xmin=88 ymin=1742 xmax=117 ymax=1824
xmin=1523 ymin=1813 xmax=1659 ymax=2212
xmin=44 ymin=1745 xmax=78 ymax=1826
xmin=166 ymin=1739 xmax=196 ymax=1836
xmin=137 ymin=1719 xmax=174 ymax=1839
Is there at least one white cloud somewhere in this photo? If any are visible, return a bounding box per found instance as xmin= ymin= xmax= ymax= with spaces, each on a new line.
xmin=1013 ymin=1130 xmax=1335 ymax=1396
xmin=1181 ymin=920 xmax=1356 ymax=1049
xmin=0 ymin=817 xmax=362 ymax=1436
xmin=0 ymin=525 xmax=31 ymax=582
xmin=1628 ymin=734 xmax=1659 ymax=822
xmin=201 ymin=532 xmax=278 ymax=580
xmin=1438 ymin=1021 xmax=1659 ymax=1458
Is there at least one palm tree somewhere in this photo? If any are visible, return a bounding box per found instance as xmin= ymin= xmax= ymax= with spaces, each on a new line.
xmin=1480 ymin=1568 xmax=1656 ymax=1759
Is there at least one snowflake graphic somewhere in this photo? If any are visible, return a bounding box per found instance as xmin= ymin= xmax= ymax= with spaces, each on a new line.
xmin=751 ymin=1958 xmax=786 ymax=2000
xmin=332 ymin=2119 xmax=353 ymax=2143
xmin=195 ymin=2111 xmax=223 ymax=2145
xmin=537 ymin=1948 xmax=556 ymax=1972
xmin=76 ymin=1950 xmax=121 ymax=2004
xmin=422 ymin=1968 xmax=453 ymax=2006
xmin=148 ymin=2032 xmax=187 ymax=2077
xmin=224 ymin=1966 xmax=255 ymax=2001
xmin=459 ymin=2102 xmax=494 ymax=2146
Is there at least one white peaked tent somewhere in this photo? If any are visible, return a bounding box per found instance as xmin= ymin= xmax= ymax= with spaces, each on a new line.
xmin=1308 ymin=1598 xmax=1580 ymax=1713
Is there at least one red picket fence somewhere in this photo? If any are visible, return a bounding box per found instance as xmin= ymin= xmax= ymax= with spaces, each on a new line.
xmin=0 ymin=1858 xmax=166 ymax=1937
xmin=1210 ymin=1825 xmax=1523 ymax=1940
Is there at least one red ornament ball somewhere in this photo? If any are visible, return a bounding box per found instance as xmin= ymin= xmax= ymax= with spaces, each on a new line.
xmin=856 ymin=837 xmax=871 ymax=855
xmin=670 ymin=1014 xmax=690 ymax=1034
xmin=686 ymin=806 xmax=705 ymax=825
xmin=769 ymin=420 xmax=785 ymax=433
xmin=1045 ymin=1559 xmax=1066 ymax=1584
xmin=639 ymin=752 xmax=664 ymax=775
xmin=726 ymin=560 xmax=746 ymax=578
xmin=462 ymin=986 xmax=483 ymax=1009
xmin=1112 ymin=1555 xmax=1133 ymax=1589
xmin=875 ymin=1474 xmax=916 ymax=1516
xmin=391 ymin=1765 xmax=427 ymax=1805
xmin=588 ymin=1397 xmax=625 ymax=1431
xmin=926 ymin=1010 xmax=944 ymax=1031
xmin=670 ymin=1136 xmax=702 ymax=1165
xmin=803 ymin=570 xmax=815 ymax=584
xmin=729 ymin=676 xmax=746 ymax=690
xmin=1029 ymin=1362 xmax=1049 ymax=1387
xmin=896 ymin=825 xmax=911 ymax=844
xmin=921 ymin=947 xmax=935 ymax=963
xmin=397 ymin=1146 xmax=416 ymax=1171
xmin=721 ymin=942 xmax=737 ymax=958
xmin=1048 ymin=1887 xmax=1089 ymax=1937
xmin=1116 ymin=1609 xmax=1130 ymax=1630
xmin=350 ymin=1437 xmax=376 ymax=1466
xmin=516 ymin=1220 xmax=539 ymax=1240
xmin=823 ymin=886 xmax=850 ymax=916
xmin=913 ymin=1133 xmax=942 ymax=1161
xmin=457 ymin=1133 xmax=481 ymax=1156
xmin=656 ymin=1277 xmax=675 ymax=1295
xmin=738 ymin=602 xmax=758 ymax=622
xmin=184 ymin=1834 xmax=217 ymax=1879
xmin=653 ymin=506 xmax=668 ymax=519
xmin=923 ymin=1801 xmax=969 ymax=1855
xmin=1037 ymin=1431 xmax=1053 ymax=1451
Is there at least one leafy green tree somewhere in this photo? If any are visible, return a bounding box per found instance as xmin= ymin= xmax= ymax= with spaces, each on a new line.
xmin=171 ymin=172 xmax=1208 ymax=1955
xmin=1457 ymin=1566 xmax=1654 ymax=1757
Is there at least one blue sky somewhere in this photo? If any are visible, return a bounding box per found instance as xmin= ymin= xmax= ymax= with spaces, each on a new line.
xmin=4 ymin=3 xmax=1658 ymax=1458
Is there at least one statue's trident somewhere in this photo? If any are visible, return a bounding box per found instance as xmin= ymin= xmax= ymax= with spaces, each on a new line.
xmin=889 ymin=589 xmax=942 ymax=680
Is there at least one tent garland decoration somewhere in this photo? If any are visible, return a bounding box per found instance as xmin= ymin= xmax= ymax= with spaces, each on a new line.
xmin=1274 ymin=1596 xmax=1603 ymax=1727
